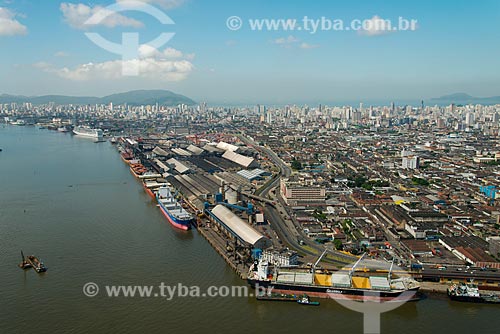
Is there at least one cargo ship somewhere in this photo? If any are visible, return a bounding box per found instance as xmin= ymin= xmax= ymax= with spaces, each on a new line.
xmin=156 ymin=185 xmax=193 ymax=230
xmin=248 ymin=253 xmax=420 ymax=302
xmin=73 ymin=126 xmax=103 ymax=139
xmin=120 ymin=151 xmax=134 ymax=164
xmin=447 ymin=283 xmax=500 ymax=304
xmin=129 ymin=162 xmax=148 ymax=178
xmin=143 ymin=180 xmax=168 ymax=200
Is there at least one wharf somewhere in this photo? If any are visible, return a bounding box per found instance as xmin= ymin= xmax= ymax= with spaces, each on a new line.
xmin=196 ymin=222 xmax=248 ymax=280
xmin=418 ymin=282 xmax=449 ymax=294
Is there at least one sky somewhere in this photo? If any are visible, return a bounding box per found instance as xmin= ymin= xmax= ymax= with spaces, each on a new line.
xmin=0 ymin=0 xmax=499 ymax=105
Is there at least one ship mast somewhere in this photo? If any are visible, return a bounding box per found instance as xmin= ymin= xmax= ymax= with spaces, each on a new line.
xmin=312 ymin=249 xmax=328 ymax=275
xmin=388 ymin=259 xmax=394 ymax=282
xmin=349 ymin=253 xmax=366 ymax=280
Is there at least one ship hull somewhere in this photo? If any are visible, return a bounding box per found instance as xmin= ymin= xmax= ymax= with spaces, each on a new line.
xmin=158 ymin=201 xmax=191 ymax=231
xmin=143 ymin=184 xmax=156 ymax=199
xmin=448 ymin=294 xmax=500 ymax=304
xmin=248 ymin=279 xmax=420 ymax=302
xmin=73 ymin=128 xmax=103 ymax=139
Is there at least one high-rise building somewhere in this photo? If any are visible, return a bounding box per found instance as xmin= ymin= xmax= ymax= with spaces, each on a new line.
xmin=402 ymin=155 xmax=420 ymax=169
xmin=466 ymin=112 xmax=475 ymax=127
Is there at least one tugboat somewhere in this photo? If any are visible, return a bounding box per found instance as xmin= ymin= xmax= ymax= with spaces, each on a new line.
xmin=297 ymin=294 xmax=320 ymax=306
xmin=23 ymin=254 xmax=48 ymax=273
xmin=447 ymin=283 xmax=500 ymax=304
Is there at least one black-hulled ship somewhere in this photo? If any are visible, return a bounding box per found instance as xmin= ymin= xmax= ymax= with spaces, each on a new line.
xmin=447 ymin=283 xmax=500 ymax=304
xmin=248 ymin=253 xmax=420 ymax=302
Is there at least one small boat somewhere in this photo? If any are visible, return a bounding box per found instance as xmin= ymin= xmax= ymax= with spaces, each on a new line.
xmin=18 ymin=250 xmax=32 ymax=269
xmin=297 ymin=295 xmax=320 ymax=306
xmin=256 ymin=292 xmax=298 ymax=302
xmin=26 ymin=255 xmax=48 ymax=273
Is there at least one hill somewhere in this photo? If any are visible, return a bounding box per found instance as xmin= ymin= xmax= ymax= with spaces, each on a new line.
xmin=430 ymin=93 xmax=500 ymax=105
xmin=0 ymin=90 xmax=196 ymax=106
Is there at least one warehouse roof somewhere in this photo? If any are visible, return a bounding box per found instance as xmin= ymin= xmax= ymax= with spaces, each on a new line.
xmin=186 ymin=145 xmax=204 ymax=155
xmin=237 ymin=169 xmax=269 ymax=181
xmin=211 ymin=205 xmax=268 ymax=247
xmin=217 ymin=141 xmax=239 ymax=152
xmin=202 ymin=144 xmax=225 ymax=154
xmin=222 ymin=150 xmax=258 ymax=168
xmin=153 ymin=146 xmax=170 ymax=156
xmin=167 ymin=158 xmax=190 ymax=174
xmin=171 ymin=148 xmax=192 ymax=156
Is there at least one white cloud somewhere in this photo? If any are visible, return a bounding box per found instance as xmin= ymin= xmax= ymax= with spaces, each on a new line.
xmin=299 ymin=42 xmax=319 ymax=49
xmin=54 ymin=51 xmax=70 ymax=57
xmin=35 ymin=47 xmax=194 ymax=82
xmin=138 ymin=45 xmax=189 ymax=59
xmin=273 ymin=35 xmax=299 ymax=46
xmin=358 ymin=15 xmax=393 ymax=36
xmin=272 ymin=35 xmax=319 ymax=50
xmin=115 ymin=0 xmax=186 ymax=10
xmin=0 ymin=7 xmax=27 ymax=36
xmin=60 ymin=3 xmax=143 ymax=30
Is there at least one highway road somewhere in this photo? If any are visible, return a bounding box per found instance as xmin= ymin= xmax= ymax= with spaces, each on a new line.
xmin=238 ymin=133 xmax=358 ymax=265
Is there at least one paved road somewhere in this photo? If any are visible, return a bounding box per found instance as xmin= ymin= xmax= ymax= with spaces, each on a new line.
xmin=238 ymin=133 xmax=358 ymax=264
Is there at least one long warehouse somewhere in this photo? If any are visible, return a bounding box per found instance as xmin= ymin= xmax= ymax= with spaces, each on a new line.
xmin=210 ymin=205 xmax=271 ymax=249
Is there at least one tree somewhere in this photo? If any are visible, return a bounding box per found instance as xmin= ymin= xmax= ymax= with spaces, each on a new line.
xmin=291 ymin=158 xmax=303 ymax=170
xmin=334 ymin=239 xmax=344 ymax=250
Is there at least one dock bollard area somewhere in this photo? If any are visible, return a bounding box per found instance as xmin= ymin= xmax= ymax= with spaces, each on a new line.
xmin=196 ymin=221 xmax=248 ymax=280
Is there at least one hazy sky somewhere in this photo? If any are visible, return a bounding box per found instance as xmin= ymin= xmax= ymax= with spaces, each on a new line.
xmin=0 ymin=0 xmax=499 ymax=104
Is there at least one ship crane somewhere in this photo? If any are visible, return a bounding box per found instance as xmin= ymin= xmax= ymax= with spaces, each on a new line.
xmin=388 ymin=259 xmax=395 ymax=281
xmin=311 ymin=248 xmax=330 ymax=277
xmin=348 ymin=253 xmax=366 ymax=280
xmin=313 ymin=249 xmax=328 ymax=269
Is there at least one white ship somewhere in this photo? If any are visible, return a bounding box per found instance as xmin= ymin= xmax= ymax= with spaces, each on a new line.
xmin=73 ymin=126 xmax=103 ymax=139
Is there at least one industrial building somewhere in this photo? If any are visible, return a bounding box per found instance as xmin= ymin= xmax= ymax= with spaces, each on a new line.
xmin=280 ymin=176 xmax=326 ymax=206
xmin=167 ymin=158 xmax=191 ymax=174
xmin=222 ymin=150 xmax=259 ymax=169
xmin=209 ymin=205 xmax=271 ymax=249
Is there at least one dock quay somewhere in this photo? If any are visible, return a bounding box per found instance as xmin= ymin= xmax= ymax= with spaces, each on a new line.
xmin=113 ymin=136 xmax=500 ymax=298
xmin=196 ymin=221 xmax=248 ymax=280
xmin=418 ymin=282 xmax=450 ymax=294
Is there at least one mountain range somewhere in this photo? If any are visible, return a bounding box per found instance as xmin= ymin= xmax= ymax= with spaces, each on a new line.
xmin=430 ymin=93 xmax=500 ymax=105
xmin=0 ymin=90 xmax=196 ymax=106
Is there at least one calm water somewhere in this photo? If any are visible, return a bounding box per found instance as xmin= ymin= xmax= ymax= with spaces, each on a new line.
xmin=0 ymin=125 xmax=499 ymax=334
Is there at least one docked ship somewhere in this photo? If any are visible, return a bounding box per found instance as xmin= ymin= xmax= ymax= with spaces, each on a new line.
xmin=143 ymin=180 xmax=168 ymax=200
xmin=447 ymin=283 xmax=500 ymax=304
xmin=156 ymin=185 xmax=193 ymax=230
xmin=248 ymin=253 xmax=421 ymax=302
xmin=73 ymin=126 xmax=103 ymax=139
xmin=129 ymin=162 xmax=148 ymax=178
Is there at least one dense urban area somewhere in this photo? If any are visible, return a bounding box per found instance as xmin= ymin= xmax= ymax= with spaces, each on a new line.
xmin=3 ymin=100 xmax=500 ymax=295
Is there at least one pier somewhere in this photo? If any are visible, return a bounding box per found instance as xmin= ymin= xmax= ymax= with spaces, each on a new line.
xmin=196 ymin=221 xmax=248 ymax=280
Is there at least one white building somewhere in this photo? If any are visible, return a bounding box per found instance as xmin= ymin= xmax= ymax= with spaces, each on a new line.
xmin=280 ymin=176 xmax=326 ymax=206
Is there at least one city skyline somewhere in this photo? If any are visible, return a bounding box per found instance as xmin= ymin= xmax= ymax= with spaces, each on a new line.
xmin=0 ymin=0 xmax=499 ymax=104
